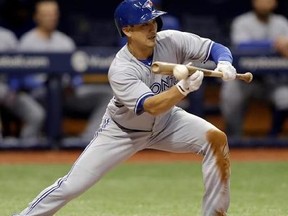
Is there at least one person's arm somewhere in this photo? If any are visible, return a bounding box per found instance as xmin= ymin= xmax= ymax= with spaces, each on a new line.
xmin=208 ymin=42 xmax=237 ymax=81
xmin=274 ymin=36 xmax=288 ymax=58
xmin=143 ymin=85 xmax=185 ymax=115
xmin=143 ymin=70 xmax=204 ymax=116
xmin=209 ymin=42 xmax=233 ymax=64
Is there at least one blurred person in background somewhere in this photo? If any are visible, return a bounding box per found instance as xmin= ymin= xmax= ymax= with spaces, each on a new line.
xmin=220 ymin=0 xmax=288 ymax=138
xmin=0 ymin=26 xmax=45 ymax=145
xmin=17 ymin=0 xmax=113 ymax=144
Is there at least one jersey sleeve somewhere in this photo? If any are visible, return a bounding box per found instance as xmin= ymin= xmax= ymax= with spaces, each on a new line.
xmin=109 ymin=65 xmax=154 ymax=114
xmin=169 ymin=30 xmax=213 ymax=63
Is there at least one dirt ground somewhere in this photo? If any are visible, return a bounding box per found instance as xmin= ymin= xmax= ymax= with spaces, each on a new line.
xmin=0 ymin=148 xmax=288 ymax=164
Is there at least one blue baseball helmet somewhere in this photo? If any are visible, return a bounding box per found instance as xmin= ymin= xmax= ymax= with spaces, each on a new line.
xmin=114 ymin=0 xmax=167 ymax=37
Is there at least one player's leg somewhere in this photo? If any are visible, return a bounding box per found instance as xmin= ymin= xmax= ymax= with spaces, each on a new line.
xmin=11 ymin=93 xmax=45 ymax=139
xmin=148 ymin=107 xmax=230 ymax=216
xmin=79 ymin=84 xmax=113 ymax=140
xmin=0 ymin=83 xmax=45 ymax=140
xmin=17 ymin=116 xmax=148 ymax=216
xmin=270 ymin=85 xmax=288 ymax=136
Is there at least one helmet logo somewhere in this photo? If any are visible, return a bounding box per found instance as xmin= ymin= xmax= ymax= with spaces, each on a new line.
xmin=142 ymin=0 xmax=153 ymax=11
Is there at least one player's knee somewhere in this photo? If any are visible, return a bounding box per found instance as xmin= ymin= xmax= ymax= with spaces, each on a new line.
xmin=26 ymin=106 xmax=45 ymax=126
xmin=33 ymin=110 xmax=45 ymax=126
xmin=206 ymin=128 xmax=227 ymax=146
xmin=206 ymin=129 xmax=230 ymax=181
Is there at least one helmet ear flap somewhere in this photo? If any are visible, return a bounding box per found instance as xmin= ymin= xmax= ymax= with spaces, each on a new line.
xmin=114 ymin=18 xmax=125 ymax=37
xmin=156 ymin=16 xmax=163 ymax=32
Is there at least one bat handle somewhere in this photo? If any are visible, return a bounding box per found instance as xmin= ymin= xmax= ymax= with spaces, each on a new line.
xmin=236 ymin=72 xmax=253 ymax=83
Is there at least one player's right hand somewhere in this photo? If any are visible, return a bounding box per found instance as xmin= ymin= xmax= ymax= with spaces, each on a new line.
xmin=176 ymin=70 xmax=204 ymax=96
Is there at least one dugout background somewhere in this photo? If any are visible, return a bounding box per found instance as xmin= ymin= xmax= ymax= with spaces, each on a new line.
xmin=0 ymin=0 xmax=288 ymax=149
xmin=1 ymin=0 xmax=288 ymax=46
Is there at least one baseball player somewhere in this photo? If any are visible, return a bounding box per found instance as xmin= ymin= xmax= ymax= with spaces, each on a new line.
xmin=13 ymin=0 xmax=237 ymax=215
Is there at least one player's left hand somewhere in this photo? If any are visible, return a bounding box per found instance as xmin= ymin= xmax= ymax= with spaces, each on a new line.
xmin=214 ymin=61 xmax=236 ymax=81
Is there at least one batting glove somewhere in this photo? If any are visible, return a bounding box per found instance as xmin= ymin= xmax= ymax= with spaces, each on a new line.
xmin=215 ymin=61 xmax=237 ymax=81
xmin=176 ymin=70 xmax=204 ymax=96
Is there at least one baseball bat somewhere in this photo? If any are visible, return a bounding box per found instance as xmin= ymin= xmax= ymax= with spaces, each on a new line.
xmin=151 ymin=61 xmax=253 ymax=83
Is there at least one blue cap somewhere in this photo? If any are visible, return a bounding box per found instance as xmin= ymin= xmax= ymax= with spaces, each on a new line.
xmin=114 ymin=0 xmax=167 ymax=37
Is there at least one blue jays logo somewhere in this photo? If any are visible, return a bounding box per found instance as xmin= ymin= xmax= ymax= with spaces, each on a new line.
xmin=142 ymin=0 xmax=153 ymax=10
xmin=150 ymin=76 xmax=177 ymax=94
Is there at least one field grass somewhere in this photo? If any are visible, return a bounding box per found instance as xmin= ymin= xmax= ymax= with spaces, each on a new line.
xmin=1 ymin=161 xmax=288 ymax=216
